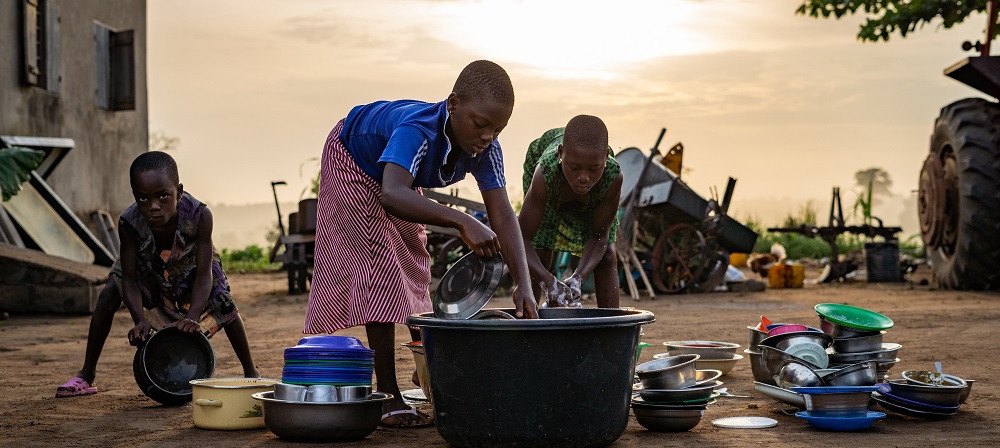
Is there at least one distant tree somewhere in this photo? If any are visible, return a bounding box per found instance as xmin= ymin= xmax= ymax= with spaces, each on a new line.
xmin=852 ymin=167 xmax=892 ymax=225
xmin=854 ymin=167 xmax=892 ymax=198
xmin=796 ymin=0 xmax=996 ymax=42
xmin=149 ymin=131 xmax=180 ymax=152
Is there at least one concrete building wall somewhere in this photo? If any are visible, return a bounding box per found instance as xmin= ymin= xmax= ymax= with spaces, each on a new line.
xmin=0 ymin=0 xmax=147 ymax=219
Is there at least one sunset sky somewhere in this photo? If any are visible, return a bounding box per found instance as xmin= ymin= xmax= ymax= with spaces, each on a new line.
xmin=148 ymin=0 xmax=992 ymax=238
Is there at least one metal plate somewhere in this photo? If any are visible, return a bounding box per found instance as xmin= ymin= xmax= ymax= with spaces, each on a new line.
xmin=433 ymin=253 xmax=503 ymax=319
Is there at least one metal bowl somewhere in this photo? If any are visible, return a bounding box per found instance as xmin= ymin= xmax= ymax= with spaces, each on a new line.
xmin=901 ymin=370 xmax=966 ymax=387
xmin=822 ymin=361 xmax=877 ymax=386
xmin=885 ymin=379 xmax=964 ymax=407
xmin=747 ymin=326 xmax=769 ymax=351
xmin=760 ymin=345 xmax=822 ymax=376
xmin=636 ymin=381 xmax=721 ymax=403
xmin=775 ymin=360 xmax=826 ymax=389
xmin=759 ymin=331 xmax=834 ymax=351
xmin=791 ymin=386 xmax=877 ymax=418
xmin=959 ymin=379 xmax=975 ymax=404
xmin=818 ymin=316 xmax=882 ymax=338
xmin=252 ymin=391 xmax=392 ymax=442
xmin=831 ymin=331 xmax=885 ymax=353
xmin=827 ymin=343 xmax=902 ymax=364
xmin=636 ymin=355 xmax=699 ymax=390
xmin=631 ymin=405 xmax=704 ymax=432
xmin=744 ymin=349 xmax=774 ymax=385
xmin=664 ymin=341 xmax=740 ymax=360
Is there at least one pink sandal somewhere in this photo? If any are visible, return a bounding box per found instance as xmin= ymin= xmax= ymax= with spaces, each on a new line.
xmin=55 ymin=377 xmax=97 ymax=398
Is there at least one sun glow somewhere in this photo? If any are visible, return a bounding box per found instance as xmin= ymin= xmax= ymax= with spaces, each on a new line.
xmin=429 ymin=0 xmax=718 ymax=79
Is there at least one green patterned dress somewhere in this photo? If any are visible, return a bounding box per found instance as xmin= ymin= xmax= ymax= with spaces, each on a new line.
xmin=522 ymin=127 xmax=620 ymax=256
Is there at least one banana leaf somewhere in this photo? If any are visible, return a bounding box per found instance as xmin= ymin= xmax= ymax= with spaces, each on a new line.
xmin=0 ymin=146 xmax=45 ymax=202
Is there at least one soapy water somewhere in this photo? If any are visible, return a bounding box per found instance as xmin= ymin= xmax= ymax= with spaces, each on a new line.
xmin=539 ymin=276 xmax=583 ymax=308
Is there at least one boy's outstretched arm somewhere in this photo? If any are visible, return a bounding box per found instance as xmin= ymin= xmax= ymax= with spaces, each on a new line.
xmin=482 ymin=186 xmax=539 ymax=319
xmin=572 ymin=173 xmax=623 ymax=281
xmin=119 ymin=223 xmax=149 ymax=344
xmin=382 ymin=163 xmax=501 ymax=258
xmin=517 ymin=166 xmax=559 ymax=289
xmin=177 ymin=208 xmax=215 ymax=333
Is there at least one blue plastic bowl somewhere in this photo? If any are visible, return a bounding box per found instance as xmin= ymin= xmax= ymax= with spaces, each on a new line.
xmin=293 ymin=335 xmax=370 ymax=350
xmin=795 ymin=410 xmax=885 ymax=431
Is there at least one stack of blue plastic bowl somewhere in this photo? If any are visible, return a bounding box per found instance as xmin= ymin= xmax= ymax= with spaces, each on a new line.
xmin=282 ymin=336 xmax=374 ymax=386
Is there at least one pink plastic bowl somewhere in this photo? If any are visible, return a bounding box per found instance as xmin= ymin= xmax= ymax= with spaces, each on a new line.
xmin=768 ymin=324 xmax=810 ymax=336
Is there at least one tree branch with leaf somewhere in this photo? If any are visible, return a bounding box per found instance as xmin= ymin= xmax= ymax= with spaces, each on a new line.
xmin=796 ymin=0 xmax=998 ymax=42
xmin=0 ymin=147 xmax=45 ymax=202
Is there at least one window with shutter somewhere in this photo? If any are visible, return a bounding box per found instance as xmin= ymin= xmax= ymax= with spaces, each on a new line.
xmin=22 ymin=0 xmax=40 ymax=86
xmin=21 ymin=0 xmax=60 ymax=94
xmin=94 ymin=22 xmax=135 ymax=111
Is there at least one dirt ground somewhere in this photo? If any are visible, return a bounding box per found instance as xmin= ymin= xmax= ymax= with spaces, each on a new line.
xmin=2 ymin=265 xmax=999 ymax=447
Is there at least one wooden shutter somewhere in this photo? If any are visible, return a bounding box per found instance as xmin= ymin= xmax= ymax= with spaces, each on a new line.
xmin=23 ymin=0 xmax=40 ymax=86
xmin=45 ymin=0 xmax=60 ymax=94
xmin=110 ymin=30 xmax=135 ymax=110
xmin=94 ymin=22 xmax=109 ymax=109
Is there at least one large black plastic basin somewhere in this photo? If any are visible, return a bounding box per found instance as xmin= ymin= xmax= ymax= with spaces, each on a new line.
xmin=407 ymin=308 xmax=655 ymax=448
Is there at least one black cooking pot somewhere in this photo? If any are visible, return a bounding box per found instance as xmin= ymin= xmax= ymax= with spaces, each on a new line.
xmin=132 ymin=327 xmax=215 ymax=406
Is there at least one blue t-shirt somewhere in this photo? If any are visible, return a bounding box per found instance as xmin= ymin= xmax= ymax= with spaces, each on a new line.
xmin=339 ymin=99 xmax=506 ymax=191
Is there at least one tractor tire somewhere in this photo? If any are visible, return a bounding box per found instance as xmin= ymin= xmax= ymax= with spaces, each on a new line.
xmin=920 ymin=98 xmax=1000 ymax=289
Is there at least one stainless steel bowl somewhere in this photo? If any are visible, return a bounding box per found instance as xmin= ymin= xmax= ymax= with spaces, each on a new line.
xmin=748 ymin=326 xmax=769 ymax=352
xmin=822 ymin=361 xmax=877 ymax=386
xmin=775 ymin=360 xmax=826 ymax=389
xmin=745 ymin=349 xmax=774 ymax=385
xmin=636 ymin=355 xmax=699 ymax=390
xmin=818 ymin=316 xmax=882 ymax=338
xmin=827 ymin=343 xmax=902 ymax=364
xmin=900 ymin=371 xmax=971 ymax=404
xmin=901 ymin=370 xmax=965 ymax=387
xmin=664 ymin=341 xmax=740 ymax=360
xmin=636 ymin=381 xmax=720 ymax=403
xmin=631 ymin=405 xmax=704 ymax=432
xmin=886 ymin=380 xmax=964 ymax=407
xmin=831 ymin=331 xmax=885 ymax=353
xmin=252 ymin=391 xmax=392 ymax=442
xmin=759 ymin=331 xmax=834 ymax=351
xmin=760 ymin=345 xmax=822 ymax=375
xmin=959 ymin=379 xmax=975 ymax=404
xmin=801 ymin=390 xmax=873 ymax=418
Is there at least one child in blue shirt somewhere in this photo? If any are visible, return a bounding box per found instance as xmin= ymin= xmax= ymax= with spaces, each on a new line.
xmin=304 ymin=60 xmax=537 ymax=427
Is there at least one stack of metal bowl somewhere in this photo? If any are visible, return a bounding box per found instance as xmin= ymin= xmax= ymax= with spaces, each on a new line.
xmin=815 ymin=304 xmax=900 ymax=379
xmin=631 ymin=355 xmax=723 ymax=432
xmin=659 ymin=340 xmax=743 ymax=376
xmin=871 ymin=370 xmax=972 ymax=418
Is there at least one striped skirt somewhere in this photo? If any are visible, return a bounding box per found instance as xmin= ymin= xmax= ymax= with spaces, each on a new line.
xmin=302 ymin=120 xmax=432 ymax=334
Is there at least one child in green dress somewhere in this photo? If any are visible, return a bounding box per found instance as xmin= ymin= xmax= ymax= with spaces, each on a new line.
xmin=518 ymin=115 xmax=623 ymax=308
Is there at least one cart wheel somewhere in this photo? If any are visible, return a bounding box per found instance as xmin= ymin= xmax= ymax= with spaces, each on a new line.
xmin=650 ymin=223 xmax=708 ymax=293
xmin=693 ymin=249 xmax=729 ymax=293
